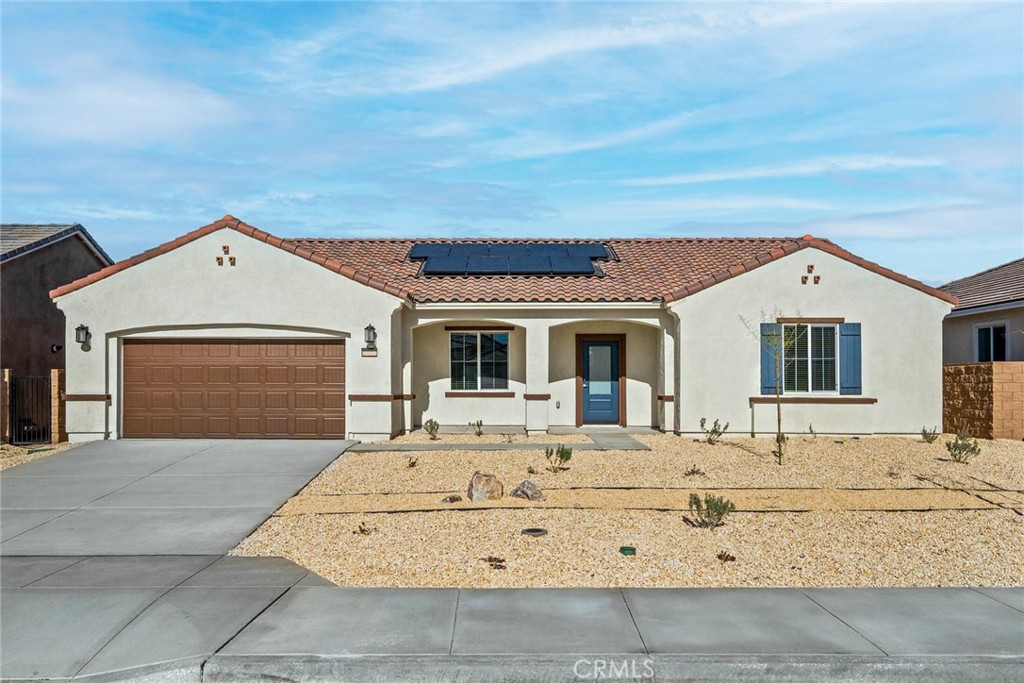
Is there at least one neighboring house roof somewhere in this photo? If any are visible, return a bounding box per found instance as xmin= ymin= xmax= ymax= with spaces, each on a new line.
xmin=1 ymin=223 xmax=114 ymax=266
xmin=50 ymin=215 xmax=957 ymax=305
xmin=939 ymin=257 xmax=1024 ymax=312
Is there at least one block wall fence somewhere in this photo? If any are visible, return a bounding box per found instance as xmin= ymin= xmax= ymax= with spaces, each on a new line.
xmin=943 ymin=362 xmax=1024 ymax=440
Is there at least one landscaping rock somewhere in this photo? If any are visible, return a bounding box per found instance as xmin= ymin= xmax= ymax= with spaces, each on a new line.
xmin=467 ymin=471 xmax=504 ymax=501
xmin=441 ymin=495 xmax=462 ymax=504
xmin=509 ymin=480 xmax=546 ymax=502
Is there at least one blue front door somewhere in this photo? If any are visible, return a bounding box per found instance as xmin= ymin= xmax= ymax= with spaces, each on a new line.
xmin=582 ymin=340 xmax=620 ymax=424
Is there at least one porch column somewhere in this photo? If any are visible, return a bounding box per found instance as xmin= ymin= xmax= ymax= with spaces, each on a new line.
xmin=660 ymin=325 xmax=676 ymax=433
xmin=524 ymin=321 xmax=550 ymax=434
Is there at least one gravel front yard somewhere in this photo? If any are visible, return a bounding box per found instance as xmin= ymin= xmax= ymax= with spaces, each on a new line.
xmin=232 ymin=434 xmax=1023 ymax=588
xmin=0 ymin=442 xmax=78 ymax=471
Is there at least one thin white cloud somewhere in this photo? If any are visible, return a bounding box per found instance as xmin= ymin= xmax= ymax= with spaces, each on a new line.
xmin=487 ymin=110 xmax=697 ymax=160
xmin=263 ymin=2 xmax=842 ymax=97
xmin=4 ymin=60 xmax=239 ymax=146
xmin=805 ymin=202 xmax=1023 ymax=241
xmin=621 ymin=156 xmax=945 ymax=186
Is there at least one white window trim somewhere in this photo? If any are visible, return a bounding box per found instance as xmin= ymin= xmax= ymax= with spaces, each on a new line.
xmin=782 ymin=323 xmax=840 ymax=395
xmin=448 ymin=331 xmax=510 ymax=392
xmin=972 ymin=320 xmax=1009 ymax=363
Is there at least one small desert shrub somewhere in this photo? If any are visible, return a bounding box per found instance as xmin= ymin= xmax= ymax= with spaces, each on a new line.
xmin=470 ymin=419 xmax=484 ymax=437
xmin=527 ymin=465 xmax=537 ymax=475
xmin=921 ymin=426 xmax=940 ymax=444
xmin=808 ymin=423 xmax=816 ymax=438
xmin=699 ymin=418 xmax=729 ymax=445
xmin=684 ymin=463 xmax=705 ymax=477
xmin=423 ymin=419 xmax=440 ymax=440
xmin=687 ymin=493 xmax=735 ymax=529
xmin=946 ymin=430 xmax=981 ymax=463
xmin=545 ymin=444 xmax=572 ymax=472
xmin=716 ymin=550 xmax=736 ymax=563
xmin=406 ymin=456 xmax=418 ymax=468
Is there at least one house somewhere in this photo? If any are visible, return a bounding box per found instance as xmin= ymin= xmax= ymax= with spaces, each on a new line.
xmin=939 ymin=257 xmax=1024 ymax=364
xmin=1 ymin=224 xmax=113 ymax=377
xmin=50 ymin=216 xmax=956 ymax=442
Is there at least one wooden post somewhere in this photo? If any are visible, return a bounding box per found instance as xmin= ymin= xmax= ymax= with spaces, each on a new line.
xmin=0 ymin=368 xmax=9 ymax=444
xmin=51 ymin=368 xmax=67 ymax=444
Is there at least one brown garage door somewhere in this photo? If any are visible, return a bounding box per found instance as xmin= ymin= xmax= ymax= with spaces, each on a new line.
xmin=122 ymin=339 xmax=345 ymax=438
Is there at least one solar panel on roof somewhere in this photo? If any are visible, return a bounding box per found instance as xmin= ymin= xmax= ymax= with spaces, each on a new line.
xmin=508 ymin=255 xmax=552 ymax=274
xmin=565 ymin=243 xmax=609 ymax=260
xmin=527 ymin=243 xmax=568 ymax=258
xmin=421 ymin=256 xmax=468 ymax=275
xmin=413 ymin=241 xmax=609 ymax=276
xmin=450 ymin=244 xmax=490 ymax=258
xmin=550 ymin=255 xmax=596 ymax=275
xmin=487 ymin=244 xmax=528 ymax=257
xmin=409 ymin=244 xmax=450 ymax=260
xmin=467 ymin=256 xmax=510 ymax=274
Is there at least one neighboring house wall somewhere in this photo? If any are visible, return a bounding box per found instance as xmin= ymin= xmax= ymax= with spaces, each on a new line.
xmin=942 ymin=306 xmax=1024 ymax=364
xmin=943 ymin=362 xmax=1024 ymax=440
xmin=1 ymin=236 xmax=107 ymax=377
xmin=53 ymin=230 xmax=404 ymax=441
xmin=669 ymin=248 xmax=952 ymax=435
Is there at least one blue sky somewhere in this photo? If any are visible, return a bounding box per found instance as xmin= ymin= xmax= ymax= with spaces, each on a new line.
xmin=3 ymin=2 xmax=1022 ymax=285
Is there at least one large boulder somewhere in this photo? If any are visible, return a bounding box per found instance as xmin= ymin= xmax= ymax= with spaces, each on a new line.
xmin=467 ymin=471 xmax=504 ymax=501
xmin=509 ymin=480 xmax=545 ymax=502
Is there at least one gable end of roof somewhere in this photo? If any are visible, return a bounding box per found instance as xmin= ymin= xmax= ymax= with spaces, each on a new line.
xmin=662 ymin=235 xmax=957 ymax=305
xmin=49 ymin=216 xmax=413 ymax=301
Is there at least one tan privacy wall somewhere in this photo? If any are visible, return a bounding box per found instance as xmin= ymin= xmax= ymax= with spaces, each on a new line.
xmin=943 ymin=362 xmax=1024 ymax=440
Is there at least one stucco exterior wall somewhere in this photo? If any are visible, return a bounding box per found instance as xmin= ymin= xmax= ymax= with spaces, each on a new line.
xmin=669 ymin=248 xmax=952 ymax=435
xmin=942 ymin=306 xmax=1024 ymax=364
xmin=1 ymin=235 xmax=108 ymax=377
xmin=54 ymin=229 xmax=404 ymax=441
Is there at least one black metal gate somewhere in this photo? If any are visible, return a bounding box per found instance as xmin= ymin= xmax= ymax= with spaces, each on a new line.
xmin=9 ymin=376 xmax=51 ymax=445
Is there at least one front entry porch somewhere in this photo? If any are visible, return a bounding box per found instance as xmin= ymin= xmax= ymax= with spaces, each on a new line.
xmin=407 ymin=315 xmax=675 ymax=435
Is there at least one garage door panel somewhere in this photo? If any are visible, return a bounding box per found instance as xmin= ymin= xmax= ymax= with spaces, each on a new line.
xmin=151 ymin=367 xmax=175 ymax=383
xmin=295 ymin=367 xmax=318 ymax=384
xmin=122 ymin=339 xmax=345 ymax=438
xmin=208 ymin=366 xmax=232 ymax=383
xmin=265 ymin=367 xmax=289 ymax=384
xmin=207 ymin=391 xmax=231 ymax=410
xmin=323 ymin=418 xmax=345 ymax=437
xmin=151 ymin=391 xmax=176 ymax=409
xmin=238 ymin=391 xmax=261 ymax=409
xmin=238 ymin=367 xmax=261 ymax=383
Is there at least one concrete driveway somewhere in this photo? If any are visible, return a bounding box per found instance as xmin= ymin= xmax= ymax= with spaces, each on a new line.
xmin=1 ymin=439 xmax=351 ymax=555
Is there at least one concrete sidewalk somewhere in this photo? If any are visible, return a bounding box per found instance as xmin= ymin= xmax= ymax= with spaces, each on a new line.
xmin=2 ymin=567 xmax=1021 ymax=682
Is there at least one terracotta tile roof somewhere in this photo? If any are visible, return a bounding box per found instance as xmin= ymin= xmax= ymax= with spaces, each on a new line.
xmin=50 ymin=216 xmax=957 ymax=306
xmin=940 ymin=257 xmax=1024 ymax=311
xmin=2 ymin=223 xmax=113 ymax=265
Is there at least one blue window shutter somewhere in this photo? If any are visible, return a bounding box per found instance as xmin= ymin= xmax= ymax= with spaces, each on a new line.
xmin=839 ymin=323 xmax=862 ymax=395
xmin=760 ymin=323 xmax=782 ymax=395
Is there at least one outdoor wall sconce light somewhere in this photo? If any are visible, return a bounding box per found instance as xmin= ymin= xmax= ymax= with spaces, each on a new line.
xmin=362 ymin=324 xmax=378 ymax=357
xmin=51 ymin=343 xmax=63 ymax=354
xmin=75 ymin=325 xmax=91 ymax=345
